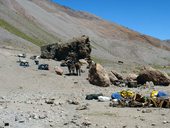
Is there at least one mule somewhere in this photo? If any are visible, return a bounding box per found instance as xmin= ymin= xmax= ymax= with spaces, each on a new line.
xmin=75 ymin=61 xmax=81 ymax=76
xmin=66 ymin=60 xmax=75 ymax=75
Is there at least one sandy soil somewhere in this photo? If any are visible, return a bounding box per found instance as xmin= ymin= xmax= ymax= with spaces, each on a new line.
xmin=0 ymin=47 xmax=170 ymax=128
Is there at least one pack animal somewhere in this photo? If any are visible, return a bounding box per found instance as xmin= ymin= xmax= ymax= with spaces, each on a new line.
xmin=75 ymin=61 xmax=81 ymax=76
xmin=66 ymin=60 xmax=75 ymax=75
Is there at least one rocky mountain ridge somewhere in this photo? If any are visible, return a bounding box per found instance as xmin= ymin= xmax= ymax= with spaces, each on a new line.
xmin=0 ymin=0 xmax=169 ymax=65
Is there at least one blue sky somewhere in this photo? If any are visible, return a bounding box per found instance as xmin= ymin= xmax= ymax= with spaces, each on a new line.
xmin=51 ymin=0 xmax=170 ymax=40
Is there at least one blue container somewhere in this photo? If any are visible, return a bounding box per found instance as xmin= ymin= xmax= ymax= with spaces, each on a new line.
xmin=111 ymin=92 xmax=122 ymax=100
xmin=157 ymin=91 xmax=168 ymax=97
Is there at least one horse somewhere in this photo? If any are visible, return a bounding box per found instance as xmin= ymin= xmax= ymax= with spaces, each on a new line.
xmin=75 ymin=61 xmax=81 ymax=76
xmin=66 ymin=59 xmax=75 ymax=75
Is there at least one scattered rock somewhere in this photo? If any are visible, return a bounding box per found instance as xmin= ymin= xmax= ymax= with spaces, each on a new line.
xmin=137 ymin=109 xmax=141 ymax=111
xmin=82 ymin=121 xmax=91 ymax=127
xmin=67 ymin=100 xmax=79 ymax=105
xmin=19 ymin=86 xmax=23 ymax=89
xmin=110 ymin=70 xmax=123 ymax=80
xmin=151 ymin=123 xmax=156 ymax=126
xmin=45 ymin=99 xmax=55 ymax=104
xmin=40 ymin=74 xmax=47 ymax=76
xmin=137 ymin=67 xmax=170 ymax=86
xmin=88 ymin=63 xmax=111 ymax=87
xmin=161 ymin=114 xmax=165 ymax=116
xmin=108 ymin=72 xmax=118 ymax=83
xmin=15 ymin=116 xmax=19 ymax=121
xmin=74 ymin=81 xmax=78 ymax=84
xmin=30 ymin=55 xmax=37 ymax=60
xmin=140 ymin=118 xmax=145 ymax=121
xmin=118 ymin=60 xmax=124 ymax=64
xmin=0 ymin=96 xmax=5 ymax=100
xmin=39 ymin=114 xmax=47 ymax=119
xmin=30 ymin=113 xmax=39 ymax=119
xmin=15 ymin=116 xmax=25 ymax=123
xmin=18 ymin=120 xmax=25 ymax=123
xmin=4 ymin=122 xmax=9 ymax=126
xmin=64 ymin=122 xmax=69 ymax=125
xmin=76 ymin=104 xmax=88 ymax=110
xmin=135 ymin=125 xmax=140 ymax=128
xmin=142 ymin=109 xmax=152 ymax=113
xmin=70 ymin=120 xmax=77 ymax=124
xmin=163 ymin=121 xmax=169 ymax=124
xmin=54 ymin=66 xmax=63 ymax=75
xmin=126 ymin=73 xmax=138 ymax=81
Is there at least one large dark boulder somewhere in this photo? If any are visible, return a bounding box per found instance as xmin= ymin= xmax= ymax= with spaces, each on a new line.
xmin=137 ymin=67 xmax=170 ymax=86
xmin=40 ymin=35 xmax=91 ymax=61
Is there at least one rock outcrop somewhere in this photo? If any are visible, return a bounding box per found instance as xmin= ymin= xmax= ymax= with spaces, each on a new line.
xmin=88 ymin=63 xmax=111 ymax=87
xmin=40 ymin=35 xmax=91 ymax=61
xmin=110 ymin=70 xmax=123 ymax=80
xmin=137 ymin=68 xmax=170 ymax=86
xmin=55 ymin=66 xmax=64 ymax=75
xmin=126 ymin=73 xmax=138 ymax=81
xmin=108 ymin=72 xmax=118 ymax=83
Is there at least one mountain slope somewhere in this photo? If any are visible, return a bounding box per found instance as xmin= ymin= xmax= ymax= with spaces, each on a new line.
xmin=0 ymin=0 xmax=170 ymax=65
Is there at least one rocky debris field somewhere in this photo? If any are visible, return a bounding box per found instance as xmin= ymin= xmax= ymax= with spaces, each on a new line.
xmin=0 ymin=47 xmax=170 ymax=128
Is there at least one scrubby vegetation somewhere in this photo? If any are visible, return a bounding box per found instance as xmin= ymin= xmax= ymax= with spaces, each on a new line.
xmin=0 ymin=18 xmax=45 ymax=46
xmin=152 ymin=65 xmax=170 ymax=70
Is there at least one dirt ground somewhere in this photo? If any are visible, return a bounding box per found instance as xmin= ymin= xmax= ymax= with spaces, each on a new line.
xmin=0 ymin=47 xmax=170 ymax=128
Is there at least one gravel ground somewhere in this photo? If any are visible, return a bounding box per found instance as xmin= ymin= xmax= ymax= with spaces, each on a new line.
xmin=0 ymin=47 xmax=170 ymax=128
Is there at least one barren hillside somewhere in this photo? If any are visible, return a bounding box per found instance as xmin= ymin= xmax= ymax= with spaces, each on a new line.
xmin=164 ymin=40 xmax=170 ymax=47
xmin=0 ymin=0 xmax=170 ymax=65
xmin=0 ymin=1 xmax=170 ymax=128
